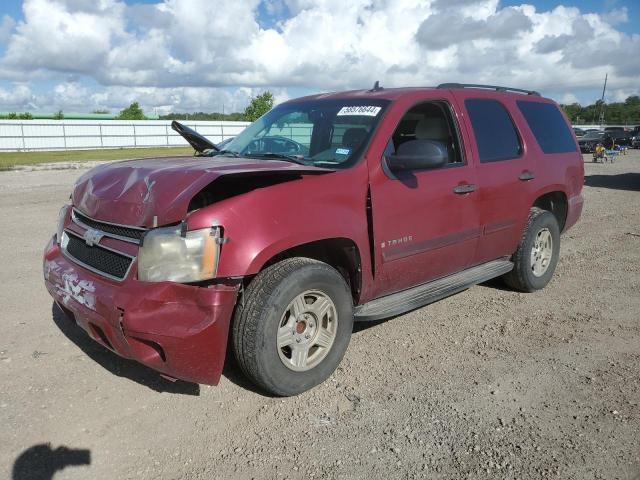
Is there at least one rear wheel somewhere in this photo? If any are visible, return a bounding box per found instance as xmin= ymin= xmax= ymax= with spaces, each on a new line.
xmin=232 ymin=258 xmax=353 ymax=396
xmin=504 ymin=208 xmax=560 ymax=292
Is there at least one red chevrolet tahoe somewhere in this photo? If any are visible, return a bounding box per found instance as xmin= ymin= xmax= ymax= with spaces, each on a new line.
xmin=43 ymin=83 xmax=584 ymax=396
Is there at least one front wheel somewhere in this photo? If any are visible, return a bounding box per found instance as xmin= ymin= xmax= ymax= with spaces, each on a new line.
xmin=232 ymin=258 xmax=353 ymax=396
xmin=503 ymin=208 xmax=560 ymax=292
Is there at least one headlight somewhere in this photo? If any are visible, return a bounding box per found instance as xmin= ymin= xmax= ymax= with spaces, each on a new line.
xmin=56 ymin=205 xmax=70 ymax=244
xmin=138 ymin=224 xmax=222 ymax=283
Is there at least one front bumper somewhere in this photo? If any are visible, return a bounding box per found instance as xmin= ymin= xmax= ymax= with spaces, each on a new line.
xmin=43 ymin=236 xmax=240 ymax=385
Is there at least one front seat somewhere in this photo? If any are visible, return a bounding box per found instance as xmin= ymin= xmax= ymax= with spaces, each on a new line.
xmin=414 ymin=117 xmax=454 ymax=163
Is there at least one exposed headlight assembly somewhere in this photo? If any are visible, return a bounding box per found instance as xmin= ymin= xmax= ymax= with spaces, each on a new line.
xmin=56 ymin=204 xmax=70 ymax=245
xmin=138 ymin=224 xmax=222 ymax=283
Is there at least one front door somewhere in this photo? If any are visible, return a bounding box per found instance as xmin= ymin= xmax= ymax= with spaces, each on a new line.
xmin=367 ymin=97 xmax=480 ymax=298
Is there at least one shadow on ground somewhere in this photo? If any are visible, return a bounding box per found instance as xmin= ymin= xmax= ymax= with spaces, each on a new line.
xmin=221 ymin=341 xmax=273 ymax=396
xmin=12 ymin=444 xmax=90 ymax=480
xmin=51 ymin=303 xmax=200 ymax=395
xmin=584 ymin=173 xmax=640 ymax=191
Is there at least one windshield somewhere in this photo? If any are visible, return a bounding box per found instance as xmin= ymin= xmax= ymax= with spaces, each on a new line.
xmin=222 ymin=98 xmax=390 ymax=168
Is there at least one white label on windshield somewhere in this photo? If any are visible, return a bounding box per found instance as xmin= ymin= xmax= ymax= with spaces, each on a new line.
xmin=336 ymin=106 xmax=381 ymax=117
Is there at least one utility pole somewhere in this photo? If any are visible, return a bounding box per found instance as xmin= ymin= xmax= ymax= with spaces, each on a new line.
xmin=598 ymin=73 xmax=608 ymax=126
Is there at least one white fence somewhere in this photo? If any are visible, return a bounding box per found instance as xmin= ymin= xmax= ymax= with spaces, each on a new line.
xmin=573 ymin=124 xmax=634 ymax=130
xmin=0 ymin=120 xmax=251 ymax=151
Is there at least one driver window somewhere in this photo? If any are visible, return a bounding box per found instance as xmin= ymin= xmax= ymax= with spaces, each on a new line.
xmin=389 ymin=101 xmax=464 ymax=165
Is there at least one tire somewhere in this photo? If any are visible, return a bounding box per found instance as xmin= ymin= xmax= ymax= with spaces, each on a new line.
xmin=232 ymin=258 xmax=354 ymax=396
xmin=503 ymin=207 xmax=561 ymax=293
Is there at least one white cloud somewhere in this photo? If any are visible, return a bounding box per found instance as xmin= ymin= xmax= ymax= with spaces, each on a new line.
xmin=560 ymin=93 xmax=579 ymax=104
xmin=0 ymin=0 xmax=637 ymax=112
xmin=0 ymin=83 xmax=37 ymax=110
xmin=0 ymin=14 xmax=15 ymax=44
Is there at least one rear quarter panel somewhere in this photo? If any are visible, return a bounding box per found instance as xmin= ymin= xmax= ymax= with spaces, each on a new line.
xmin=508 ymin=97 xmax=584 ymax=231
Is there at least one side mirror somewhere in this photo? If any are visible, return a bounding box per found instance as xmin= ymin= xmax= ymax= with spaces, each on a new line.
xmin=386 ymin=139 xmax=448 ymax=172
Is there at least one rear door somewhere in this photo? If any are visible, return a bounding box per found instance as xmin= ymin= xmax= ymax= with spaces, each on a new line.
xmin=451 ymin=92 xmax=535 ymax=263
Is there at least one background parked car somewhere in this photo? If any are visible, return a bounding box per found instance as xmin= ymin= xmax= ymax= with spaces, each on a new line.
xmin=630 ymin=126 xmax=640 ymax=148
xmin=578 ymin=131 xmax=605 ymax=153
xmin=573 ymin=127 xmax=586 ymax=138
xmin=608 ymin=130 xmax=634 ymax=147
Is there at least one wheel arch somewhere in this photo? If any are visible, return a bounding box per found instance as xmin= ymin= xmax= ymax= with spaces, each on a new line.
xmin=532 ymin=189 xmax=568 ymax=231
xmin=249 ymin=237 xmax=363 ymax=304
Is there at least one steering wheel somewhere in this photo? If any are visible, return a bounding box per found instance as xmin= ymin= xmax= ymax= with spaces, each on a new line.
xmin=246 ymin=136 xmax=305 ymax=155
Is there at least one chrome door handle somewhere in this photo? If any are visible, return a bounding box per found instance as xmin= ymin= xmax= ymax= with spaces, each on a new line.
xmin=519 ymin=171 xmax=535 ymax=181
xmin=453 ymin=183 xmax=476 ymax=194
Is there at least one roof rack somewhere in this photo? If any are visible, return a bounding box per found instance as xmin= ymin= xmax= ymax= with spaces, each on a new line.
xmin=437 ymin=83 xmax=540 ymax=96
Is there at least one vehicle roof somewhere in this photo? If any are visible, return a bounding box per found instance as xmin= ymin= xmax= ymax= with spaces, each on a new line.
xmin=284 ymin=86 xmax=553 ymax=105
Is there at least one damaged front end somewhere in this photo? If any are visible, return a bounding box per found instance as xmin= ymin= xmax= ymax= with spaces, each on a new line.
xmin=45 ymin=153 xmax=331 ymax=385
xmin=44 ymin=233 xmax=239 ymax=385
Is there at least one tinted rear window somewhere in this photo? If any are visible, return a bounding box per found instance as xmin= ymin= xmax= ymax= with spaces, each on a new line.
xmin=465 ymin=99 xmax=522 ymax=162
xmin=517 ymin=101 xmax=577 ymax=154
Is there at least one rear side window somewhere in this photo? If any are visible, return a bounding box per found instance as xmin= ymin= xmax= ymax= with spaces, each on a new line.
xmin=517 ymin=101 xmax=577 ymax=154
xmin=465 ymin=99 xmax=522 ymax=162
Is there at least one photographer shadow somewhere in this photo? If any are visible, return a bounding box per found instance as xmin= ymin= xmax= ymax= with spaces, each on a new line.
xmin=12 ymin=444 xmax=90 ymax=480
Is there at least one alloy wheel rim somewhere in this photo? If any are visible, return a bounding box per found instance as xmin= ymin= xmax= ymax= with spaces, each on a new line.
xmin=531 ymin=227 xmax=553 ymax=277
xmin=276 ymin=290 xmax=338 ymax=372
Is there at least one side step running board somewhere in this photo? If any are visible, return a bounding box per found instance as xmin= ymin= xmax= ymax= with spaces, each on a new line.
xmin=354 ymin=259 xmax=513 ymax=322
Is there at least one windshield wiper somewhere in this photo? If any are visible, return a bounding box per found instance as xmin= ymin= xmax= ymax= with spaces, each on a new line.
xmin=247 ymin=152 xmax=308 ymax=165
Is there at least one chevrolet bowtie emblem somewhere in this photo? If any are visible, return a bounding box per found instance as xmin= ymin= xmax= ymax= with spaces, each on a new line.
xmin=83 ymin=229 xmax=104 ymax=247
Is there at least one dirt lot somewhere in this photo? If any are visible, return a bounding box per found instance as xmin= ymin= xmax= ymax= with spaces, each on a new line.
xmin=1 ymin=152 xmax=638 ymax=480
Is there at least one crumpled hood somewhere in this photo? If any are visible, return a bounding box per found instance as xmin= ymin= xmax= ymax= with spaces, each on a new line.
xmin=72 ymin=155 xmax=328 ymax=227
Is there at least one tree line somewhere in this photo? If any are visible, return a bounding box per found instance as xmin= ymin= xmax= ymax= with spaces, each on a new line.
xmin=0 ymin=92 xmax=275 ymax=122
xmin=2 ymin=92 xmax=636 ymax=125
xmin=561 ymin=95 xmax=640 ymax=125
xmin=160 ymin=92 xmax=275 ymax=122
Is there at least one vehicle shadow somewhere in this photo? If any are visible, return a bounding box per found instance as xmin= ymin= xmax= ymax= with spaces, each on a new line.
xmin=12 ymin=443 xmax=90 ymax=480
xmin=584 ymin=173 xmax=640 ymax=191
xmin=220 ymin=347 xmax=274 ymax=397
xmin=51 ymin=303 xmax=200 ymax=396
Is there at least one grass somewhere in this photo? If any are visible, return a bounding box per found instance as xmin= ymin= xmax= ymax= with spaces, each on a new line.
xmin=0 ymin=146 xmax=194 ymax=171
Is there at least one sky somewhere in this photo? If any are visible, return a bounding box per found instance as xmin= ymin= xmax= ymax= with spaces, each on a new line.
xmin=0 ymin=0 xmax=637 ymax=114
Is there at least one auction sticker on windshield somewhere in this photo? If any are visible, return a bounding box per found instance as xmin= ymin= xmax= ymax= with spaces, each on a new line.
xmin=337 ymin=106 xmax=381 ymax=116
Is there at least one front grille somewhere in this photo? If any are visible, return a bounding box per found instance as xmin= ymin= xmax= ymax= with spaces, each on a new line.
xmin=73 ymin=209 xmax=145 ymax=242
xmin=63 ymin=231 xmax=133 ymax=280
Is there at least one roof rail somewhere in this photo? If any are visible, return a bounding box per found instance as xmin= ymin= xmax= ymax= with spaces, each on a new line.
xmin=437 ymin=83 xmax=540 ymax=96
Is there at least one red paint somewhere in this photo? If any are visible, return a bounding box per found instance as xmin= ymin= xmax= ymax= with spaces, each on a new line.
xmin=44 ymin=86 xmax=583 ymax=385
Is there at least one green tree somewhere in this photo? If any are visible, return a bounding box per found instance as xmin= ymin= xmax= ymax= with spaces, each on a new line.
xmin=18 ymin=112 xmax=33 ymax=120
xmin=7 ymin=112 xmax=17 ymax=119
xmin=560 ymin=96 xmax=640 ymax=125
xmin=92 ymin=109 xmax=110 ymax=114
xmin=624 ymin=96 xmax=640 ymax=107
xmin=243 ymin=91 xmax=274 ymax=122
xmin=53 ymin=110 xmax=64 ymax=120
xmin=116 ymin=102 xmax=146 ymax=120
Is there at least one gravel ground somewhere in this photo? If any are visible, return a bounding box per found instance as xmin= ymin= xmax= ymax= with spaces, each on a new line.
xmin=0 ymin=152 xmax=638 ymax=480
